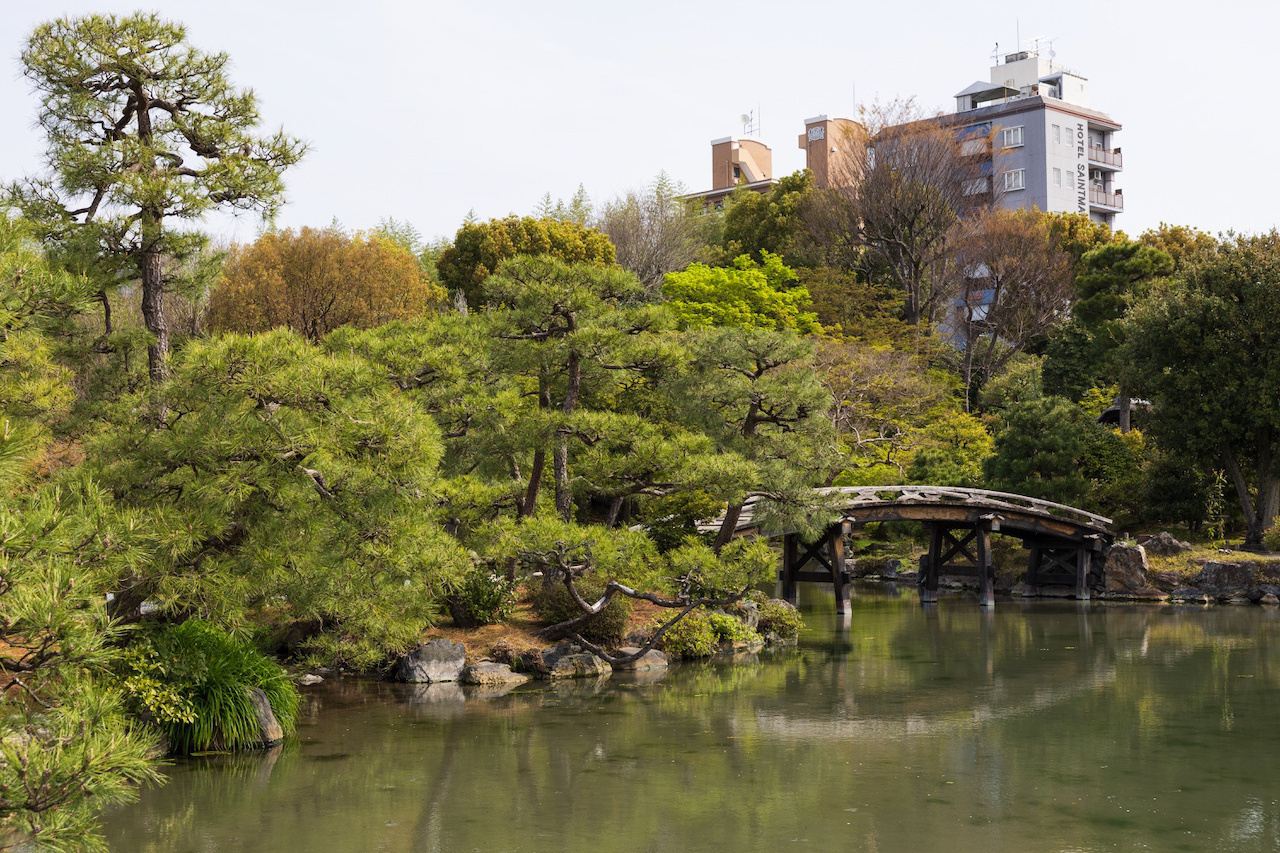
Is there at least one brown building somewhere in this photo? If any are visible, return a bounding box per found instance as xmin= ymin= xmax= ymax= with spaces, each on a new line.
xmin=681 ymin=136 xmax=775 ymax=207
xmin=797 ymin=115 xmax=863 ymax=190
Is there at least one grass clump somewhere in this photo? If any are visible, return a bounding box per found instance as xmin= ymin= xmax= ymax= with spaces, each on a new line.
xmin=756 ymin=598 xmax=804 ymax=640
xmin=120 ymin=620 xmax=299 ymax=754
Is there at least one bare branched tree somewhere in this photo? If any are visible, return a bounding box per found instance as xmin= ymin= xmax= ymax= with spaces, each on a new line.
xmin=947 ymin=209 xmax=1074 ymax=404
xmin=595 ymin=172 xmax=715 ymax=290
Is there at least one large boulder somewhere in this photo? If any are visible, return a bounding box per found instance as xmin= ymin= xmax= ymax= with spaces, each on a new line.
xmin=541 ymin=642 xmax=612 ymax=679
xmin=461 ymin=662 xmax=529 ymax=686
xmin=247 ymin=687 xmax=284 ymax=748
xmin=613 ymin=647 xmax=668 ymax=672
xmin=393 ymin=638 xmax=466 ymax=683
xmin=1144 ymin=531 xmax=1193 ymax=557
xmin=1195 ymin=561 xmax=1259 ymax=597
xmin=1104 ymin=544 xmax=1149 ymax=591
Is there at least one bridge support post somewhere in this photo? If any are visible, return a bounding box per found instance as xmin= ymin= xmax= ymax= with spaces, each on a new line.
xmin=1075 ymin=545 xmax=1092 ymax=601
xmin=976 ymin=521 xmax=994 ymax=608
xmin=829 ymin=521 xmax=851 ymax=616
xmin=780 ymin=534 xmax=799 ymax=606
xmin=918 ymin=524 xmax=942 ymax=603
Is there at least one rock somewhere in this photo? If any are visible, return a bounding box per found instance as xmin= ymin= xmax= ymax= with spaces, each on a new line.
xmin=297 ymin=674 xmax=323 ymax=686
xmin=613 ymin=647 xmax=668 ymax=671
xmin=1227 ymin=596 xmax=1253 ymax=605
xmin=1170 ymin=588 xmax=1210 ymax=604
xmin=393 ymin=638 xmax=466 ymax=683
xmin=247 ymin=687 xmax=284 ymax=747
xmin=622 ymin=629 xmax=654 ymax=647
xmin=1194 ymin=561 xmax=1257 ymax=595
xmin=719 ymin=638 xmax=764 ymax=656
xmin=762 ymin=630 xmax=798 ymax=647
xmin=1144 ymin=531 xmax=1193 ymax=556
xmin=540 ymin=642 xmax=612 ymax=679
xmin=727 ymin=601 xmax=760 ymax=631
xmin=883 ymin=558 xmax=901 ymax=578
xmin=1100 ymin=586 xmax=1169 ymax=602
xmin=461 ymin=662 xmax=529 ymax=686
xmin=1263 ymin=594 xmax=1280 ymax=606
xmin=1104 ymin=544 xmax=1148 ymax=591
xmin=1248 ymin=584 xmax=1280 ymax=603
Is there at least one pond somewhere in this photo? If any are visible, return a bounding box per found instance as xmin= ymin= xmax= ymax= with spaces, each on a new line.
xmin=105 ymin=585 xmax=1280 ymax=852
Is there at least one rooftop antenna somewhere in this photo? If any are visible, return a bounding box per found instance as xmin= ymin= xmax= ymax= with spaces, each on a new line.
xmin=991 ymin=42 xmax=1000 ymax=64
xmin=740 ymin=108 xmax=760 ymax=137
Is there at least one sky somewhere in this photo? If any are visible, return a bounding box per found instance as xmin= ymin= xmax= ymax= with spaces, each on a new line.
xmin=2 ymin=0 xmax=1277 ymax=245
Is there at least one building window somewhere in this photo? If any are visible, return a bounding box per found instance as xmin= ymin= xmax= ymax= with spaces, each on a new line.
xmin=961 ymin=137 xmax=987 ymax=156
xmin=1002 ymin=126 xmax=1024 ymax=148
xmin=1053 ymin=168 xmax=1062 ymax=186
xmin=1003 ymin=169 xmax=1026 ymax=192
xmin=1053 ymin=124 xmax=1061 ymax=144
xmin=963 ymin=177 xmax=989 ymax=196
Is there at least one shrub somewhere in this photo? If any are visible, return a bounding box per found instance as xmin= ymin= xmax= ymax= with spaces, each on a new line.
xmin=533 ymin=581 xmax=631 ymax=647
xmin=706 ymin=612 xmax=759 ymax=644
xmin=121 ymin=620 xmax=300 ymax=754
xmin=659 ymin=611 xmax=717 ymax=658
xmin=449 ymin=568 xmax=518 ymax=627
xmin=756 ymin=599 xmax=804 ymax=640
xmin=1264 ymin=523 xmax=1280 ymax=554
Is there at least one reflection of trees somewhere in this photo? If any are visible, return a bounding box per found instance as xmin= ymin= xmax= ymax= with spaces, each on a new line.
xmin=105 ymin=601 xmax=1280 ymax=853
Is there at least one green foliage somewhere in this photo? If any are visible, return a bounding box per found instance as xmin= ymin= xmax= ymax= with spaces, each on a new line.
xmin=87 ymin=329 xmax=470 ymax=667
xmin=984 ymin=396 xmax=1092 ymax=506
xmin=1121 ymin=232 xmax=1280 ymax=544
xmin=1262 ymin=522 xmax=1280 ymax=553
xmin=662 ymin=252 xmax=820 ymax=333
xmin=1079 ymin=425 xmax=1147 ymax=525
xmin=975 ymin=355 xmax=1043 ymax=414
xmin=1139 ymin=452 xmax=1216 ymax=532
xmin=9 ymin=11 xmax=305 ymax=382
xmin=755 ymin=597 xmax=804 ymax=640
xmin=436 ymin=215 xmax=616 ymax=306
xmin=706 ymin=612 xmax=759 ymax=644
xmin=120 ymin=620 xmax=299 ymax=754
xmin=659 ymin=611 xmax=717 ymax=658
xmin=720 ymin=170 xmax=814 ymax=267
xmin=906 ymin=409 xmax=994 ymax=487
xmin=449 ymin=568 xmax=518 ymax=627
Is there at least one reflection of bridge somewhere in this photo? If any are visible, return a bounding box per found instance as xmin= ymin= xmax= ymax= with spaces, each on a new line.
xmin=724 ymin=486 xmax=1114 ymax=613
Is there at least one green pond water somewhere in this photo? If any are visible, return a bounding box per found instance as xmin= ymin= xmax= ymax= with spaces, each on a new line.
xmin=104 ymin=586 xmax=1280 ymax=852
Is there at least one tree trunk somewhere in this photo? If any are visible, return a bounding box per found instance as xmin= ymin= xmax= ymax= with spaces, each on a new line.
xmin=1222 ymin=443 xmax=1264 ymax=546
xmin=605 ymin=495 xmax=626 ymax=528
xmin=522 ymin=449 xmax=545 ymax=518
xmin=553 ymin=436 xmax=572 ymax=522
xmin=553 ymin=350 xmax=582 ymax=523
xmin=139 ymin=241 xmax=169 ymax=385
xmin=713 ymin=503 xmax=743 ymax=554
xmin=1118 ymin=387 xmax=1132 ymax=434
xmin=99 ymin=289 xmax=112 ymax=336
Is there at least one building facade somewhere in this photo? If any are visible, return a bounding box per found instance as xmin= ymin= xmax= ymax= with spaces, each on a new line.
xmin=952 ymin=49 xmax=1123 ymax=228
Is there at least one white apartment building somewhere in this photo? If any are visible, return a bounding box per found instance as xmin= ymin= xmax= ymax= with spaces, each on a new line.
xmin=953 ymin=48 xmax=1123 ymax=228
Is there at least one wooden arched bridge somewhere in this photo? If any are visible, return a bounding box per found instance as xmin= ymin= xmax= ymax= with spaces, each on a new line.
xmin=717 ymin=486 xmax=1113 ymax=613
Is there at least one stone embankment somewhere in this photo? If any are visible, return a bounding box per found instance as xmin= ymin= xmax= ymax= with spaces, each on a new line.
xmin=1102 ymin=539 xmax=1280 ymax=605
xmin=384 ymin=601 xmax=800 ymax=689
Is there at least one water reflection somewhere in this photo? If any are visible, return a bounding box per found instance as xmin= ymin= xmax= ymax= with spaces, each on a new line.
xmin=105 ymin=587 xmax=1280 ymax=853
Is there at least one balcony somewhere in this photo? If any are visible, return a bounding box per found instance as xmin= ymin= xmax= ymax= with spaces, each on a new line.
xmin=1088 ymin=145 xmax=1123 ymax=169
xmin=1089 ymin=187 xmax=1124 ymax=211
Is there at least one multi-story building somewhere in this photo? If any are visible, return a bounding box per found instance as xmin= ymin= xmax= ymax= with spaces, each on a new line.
xmin=951 ymin=48 xmax=1123 ymax=227
xmin=686 ymin=49 xmax=1122 ymax=227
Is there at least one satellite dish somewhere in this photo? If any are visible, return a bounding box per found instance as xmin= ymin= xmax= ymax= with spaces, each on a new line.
xmin=1049 ymin=49 xmax=1057 ymax=58
xmin=741 ymin=113 xmax=752 ymax=124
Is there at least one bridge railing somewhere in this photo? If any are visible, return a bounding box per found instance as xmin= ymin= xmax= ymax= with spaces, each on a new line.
xmin=818 ymin=485 xmax=1113 ymax=531
xmin=708 ymin=485 xmax=1112 ymax=537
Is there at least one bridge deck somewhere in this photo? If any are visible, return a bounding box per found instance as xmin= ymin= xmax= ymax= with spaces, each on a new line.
xmin=711 ymin=485 xmax=1113 ymax=543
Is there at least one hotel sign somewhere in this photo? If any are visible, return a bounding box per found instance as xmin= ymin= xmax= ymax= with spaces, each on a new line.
xmin=1075 ymin=122 xmax=1087 ymax=213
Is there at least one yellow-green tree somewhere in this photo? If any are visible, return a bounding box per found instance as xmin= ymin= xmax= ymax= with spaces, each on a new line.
xmin=207 ymin=226 xmax=444 ymax=341
xmin=436 ymin=215 xmax=616 ymax=307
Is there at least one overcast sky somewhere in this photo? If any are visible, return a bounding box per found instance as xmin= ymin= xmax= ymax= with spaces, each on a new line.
xmin=2 ymin=0 xmax=1275 ymax=245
